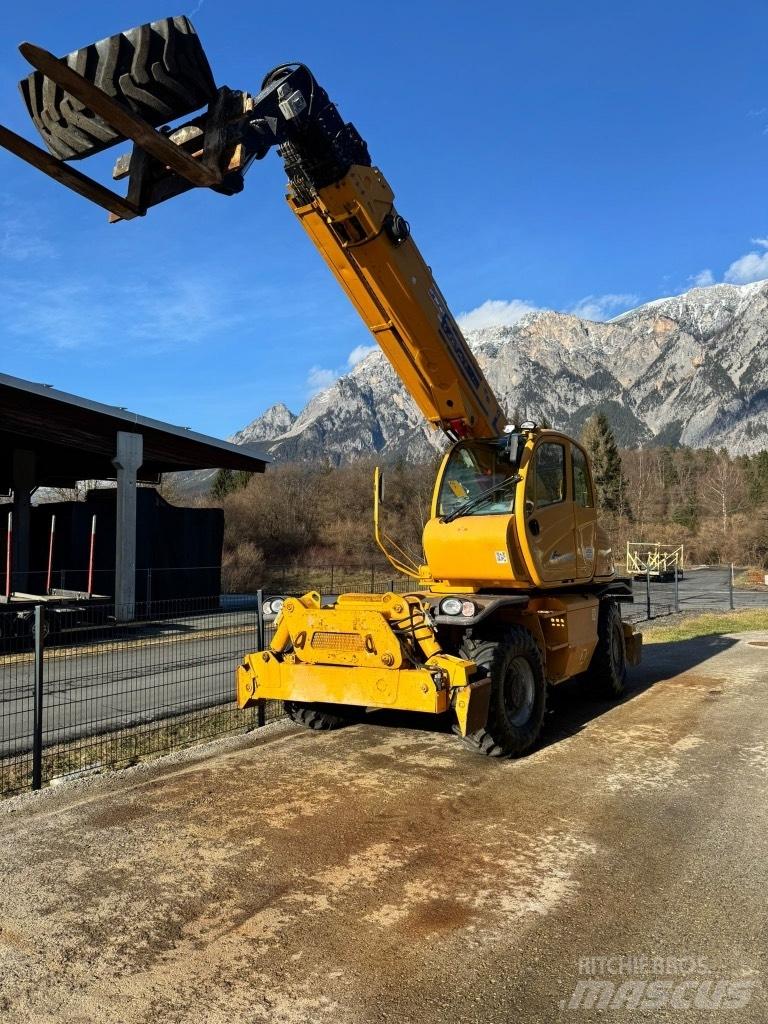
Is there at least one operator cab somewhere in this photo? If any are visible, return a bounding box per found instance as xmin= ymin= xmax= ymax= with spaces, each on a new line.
xmin=423 ymin=427 xmax=614 ymax=591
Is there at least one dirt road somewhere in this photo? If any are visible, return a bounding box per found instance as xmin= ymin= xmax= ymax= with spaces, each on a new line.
xmin=1 ymin=631 xmax=766 ymax=1023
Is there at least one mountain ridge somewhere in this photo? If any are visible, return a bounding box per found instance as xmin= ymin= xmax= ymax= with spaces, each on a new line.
xmin=234 ymin=280 xmax=768 ymax=466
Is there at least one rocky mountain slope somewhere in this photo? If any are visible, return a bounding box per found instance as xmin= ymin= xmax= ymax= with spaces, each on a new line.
xmin=237 ymin=280 xmax=768 ymax=465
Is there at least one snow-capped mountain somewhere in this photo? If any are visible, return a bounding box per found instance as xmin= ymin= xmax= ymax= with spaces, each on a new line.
xmin=236 ymin=280 xmax=768 ymax=465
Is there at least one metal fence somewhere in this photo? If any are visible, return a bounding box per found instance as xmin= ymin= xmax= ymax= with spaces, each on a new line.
xmin=2 ymin=564 xmax=765 ymax=798
xmin=622 ymin=564 xmax=767 ymax=623
xmin=0 ymin=594 xmax=281 ymax=798
xmin=244 ymin=565 xmax=415 ymax=596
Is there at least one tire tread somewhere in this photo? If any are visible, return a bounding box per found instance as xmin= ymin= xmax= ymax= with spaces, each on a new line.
xmin=19 ymin=16 xmax=217 ymax=160
xmin=460 ymin=626 xmax=547 ymax=758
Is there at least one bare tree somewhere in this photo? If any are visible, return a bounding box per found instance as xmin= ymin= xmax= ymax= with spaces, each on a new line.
xmin=701 ymin=452 xmax=745 ymax=537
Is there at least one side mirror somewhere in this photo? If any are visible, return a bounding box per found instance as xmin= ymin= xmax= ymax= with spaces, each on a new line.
xmin=505 ymin=433 xmax=520 ymax=465
xmin=376 ymin=467 xmax=385 ymax=505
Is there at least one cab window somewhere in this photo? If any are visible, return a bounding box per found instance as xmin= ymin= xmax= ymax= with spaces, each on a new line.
xmin=572 ymin=446 xmax=593 ymax=508
xmin=533 ymin=443 xmax=565 ymax=508
xmin=437 ymin=437 xmax=521 ymax=517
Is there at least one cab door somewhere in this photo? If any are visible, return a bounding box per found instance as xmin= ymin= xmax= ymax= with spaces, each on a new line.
xmin=523 ymin=439 xmax=578 ymax=585
xmin=572 ymin=443 xmax=597 ymax=581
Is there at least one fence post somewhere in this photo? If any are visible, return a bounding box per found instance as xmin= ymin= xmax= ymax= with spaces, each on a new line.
xmin=729 ymin=563 xmax=735 ymax=611
xmin=31 ymin=604 xmax=45 ymax=791
xmin=330 ymin=565 xmax=334 ymax=593
xmin=371 ymin=566 xmax=375 ymax=592
xmin=674 ymin=568 xmax=679 ymax=614
xmin=145 ymin=567 xmax=153 ymax=611
xmin=645 ymin=567 xmax=652 ymax=620
xmin=256 ymin=588 xmax=265 ymax=650
xmin=255 ymin=588 xmax=266 ymax=727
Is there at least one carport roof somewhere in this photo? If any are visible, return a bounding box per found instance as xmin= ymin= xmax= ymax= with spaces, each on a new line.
xmin=0 ymin=372 xmax=268 ymax=489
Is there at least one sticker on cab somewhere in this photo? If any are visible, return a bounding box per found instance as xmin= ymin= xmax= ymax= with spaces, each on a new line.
xmin=495 ymin=551 xmax=508 ymax=564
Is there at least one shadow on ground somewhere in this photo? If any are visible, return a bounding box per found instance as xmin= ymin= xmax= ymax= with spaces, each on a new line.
xmin=363 ymin=633 xmax=741 ymax=755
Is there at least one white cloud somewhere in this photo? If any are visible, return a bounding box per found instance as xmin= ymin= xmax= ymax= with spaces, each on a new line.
xmin=2 ymin=274 xmax=243 ymax=353
xmin=568 ymin=293 xmax=639 ymax=321
xmin=0 ymin=218 xmax=56 ymax=262
xmin=457 ymin=298 xmax=539 ymax=331
xmin=347 ymin=344 xmax=377 ymax=367
xmin=724 ymin=238 xmax=768 ymax=284
xmin=306 ymin=366 xmax=337 ymax=395
xmin=689 ymin=269 xmax=715 ymax=287
xmin=305 ymin=343 xmax=381 ymax=396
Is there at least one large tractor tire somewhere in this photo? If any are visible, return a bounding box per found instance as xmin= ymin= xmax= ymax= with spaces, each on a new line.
xmin=459 ymin=627 xmax=547 ymax=758
xmin=586 ymin=599 xmax=627 ymax=698
xmin=19 ymin=16 xmax=217 ymax=161
xmin=284 ymin=701 xmax=360 ymax=732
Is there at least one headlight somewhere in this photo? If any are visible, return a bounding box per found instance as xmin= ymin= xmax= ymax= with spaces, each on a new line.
xmin=263 ymin=597 xmax=285 ymax=616
xmin=439 ymin=597 xmax=476 ymax=617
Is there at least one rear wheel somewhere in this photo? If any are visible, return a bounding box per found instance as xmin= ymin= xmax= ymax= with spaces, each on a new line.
xmin=20 ymin=16 xmax=217 ymax=160
xmin=284 ymin=701 xmax=361 ymax=731
xmin=459 ymin=627 xmax=547 ymax=757
xmin=586 ymin=600 xmax=627 ymax=698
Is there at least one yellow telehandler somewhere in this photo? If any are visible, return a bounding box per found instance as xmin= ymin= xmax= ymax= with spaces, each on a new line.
xmin=0 ymin=15 xmax=641 ymax=757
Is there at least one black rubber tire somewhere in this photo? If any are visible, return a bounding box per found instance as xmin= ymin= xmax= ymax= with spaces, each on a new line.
xmin=459 ymin=627 xmax=547 ymax=758
xmin=586 ymin=599 xmax=627 ymax=698
xmin=284 ymin=701 xmax=359 ymax=731
xmin=19 ymin=16 xmax=217 ymax=161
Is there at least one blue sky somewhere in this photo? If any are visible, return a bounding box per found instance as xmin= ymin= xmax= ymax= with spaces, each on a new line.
xmin=1 ymin=1 xmax=767 ymax=438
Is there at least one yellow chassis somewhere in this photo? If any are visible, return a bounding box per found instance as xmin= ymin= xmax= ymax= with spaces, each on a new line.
xmin=236 ymin=591 xmax=491 ymax=736
xmin=236 ymin=590 xmax=641 ymax=738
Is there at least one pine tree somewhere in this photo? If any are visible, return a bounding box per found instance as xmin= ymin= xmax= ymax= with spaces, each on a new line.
xmin=580 ymin=412 xmax=632 ymax=518
xmin=211 ymin=468 xmax=252 ymax=499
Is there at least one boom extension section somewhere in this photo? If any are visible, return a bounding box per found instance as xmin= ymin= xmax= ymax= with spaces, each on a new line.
xmin=0 ymin=21 xmax=505 ymax=441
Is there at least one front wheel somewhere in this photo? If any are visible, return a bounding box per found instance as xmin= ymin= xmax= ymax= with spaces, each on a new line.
xmin=459 ymin=627 xmax=547 ymax=758
xmin=586 ymin=600 xmax=627 ymax=698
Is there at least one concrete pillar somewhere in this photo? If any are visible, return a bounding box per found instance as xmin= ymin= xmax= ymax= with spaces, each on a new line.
xmin=12 ymin=449 xmax=36 ymax=593
xmin=112 ymin=431 xmax=143 ymax=621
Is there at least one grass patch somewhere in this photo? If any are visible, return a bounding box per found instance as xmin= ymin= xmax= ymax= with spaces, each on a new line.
xmin=734 ymin=569 xmax=768 ymax=592
xmin=644 ymin=608 xmax=768 ymax=645
xmin=1 ymin=700 xmax=284 ymax=799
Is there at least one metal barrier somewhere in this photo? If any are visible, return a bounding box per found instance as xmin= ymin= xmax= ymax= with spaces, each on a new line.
xmin=626 ymin=542 xmax=684 ymax=579
xmin=0 ymin=593 xmax=281 ymax=797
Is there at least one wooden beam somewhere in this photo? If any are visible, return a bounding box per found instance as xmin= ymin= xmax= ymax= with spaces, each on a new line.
xmin=20 ymin=42 xmax=221 ymax=188
xmin=0 ymin=123 xmax=141 ymax=220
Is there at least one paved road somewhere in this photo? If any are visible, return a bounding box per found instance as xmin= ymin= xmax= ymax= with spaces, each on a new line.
xmin=1 ymin=631 xmax=766 ymax=1023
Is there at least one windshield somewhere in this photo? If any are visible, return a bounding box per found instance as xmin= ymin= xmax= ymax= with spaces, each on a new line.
xmin=437 ymin=436 xmax=523 ymax=518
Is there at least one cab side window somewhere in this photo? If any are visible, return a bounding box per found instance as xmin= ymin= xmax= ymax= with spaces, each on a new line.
xmin=572 ymin=446 xmax=593 ymax=508
xmin=533 ymin=443 xmax=566 ymax=508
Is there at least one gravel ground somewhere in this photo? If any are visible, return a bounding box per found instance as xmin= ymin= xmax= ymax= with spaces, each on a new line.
xmin=1 ymin=631 xmax=766 ymax=1023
